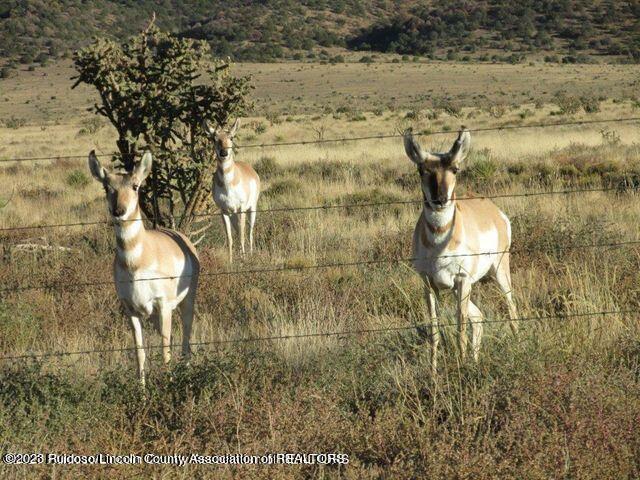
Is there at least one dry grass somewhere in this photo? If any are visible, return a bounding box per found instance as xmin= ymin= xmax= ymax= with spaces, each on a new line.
xmin=1 ymin=60 xmax=639 ymax=121
xmin=0 ymin=61 xmax=639 ymax=479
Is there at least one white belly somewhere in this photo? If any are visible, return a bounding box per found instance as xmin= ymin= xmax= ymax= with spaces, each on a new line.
xmin=114 ymin=258 xmax=194 ymax=317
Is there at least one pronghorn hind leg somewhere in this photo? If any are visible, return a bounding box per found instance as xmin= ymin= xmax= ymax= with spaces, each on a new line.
xmin=129 ymin=315 xmax=146 ymax=387
xmin=494 ymin=253 xmax=518 ymax=334
xmin=420 ymin=275 xmax=439 ymax=376
xmin=178 ymin=289 xmax=196 ymax=362
xmin=158 ymin=302 xmax=172 ymax=365
xmin=221 ymin=213 xmax=233 ymax=263
xmin=238 ymin=211 xmax=246 ymax=256
xmin=468 ymin=300 xmax=484 ymax=362
xmin=455 ymin=273 xmax=471 ymax=359
xmin=248 ymin=207 xmax=257 ymax=254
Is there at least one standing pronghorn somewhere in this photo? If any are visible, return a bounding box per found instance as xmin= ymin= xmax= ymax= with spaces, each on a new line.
xmin=403 ymin=128 xmax=518 ymax=373
xmin=203 ymin=119 xmax=260 ymax=263
xmin=88 ymin=150 xmax=199 ymax=386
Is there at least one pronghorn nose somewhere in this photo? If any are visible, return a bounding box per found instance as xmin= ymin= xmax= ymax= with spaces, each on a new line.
xmin=220 ymin=150 xmax=229 ymax=158
xmin=113 ymin=206 xmax=126 ymax=217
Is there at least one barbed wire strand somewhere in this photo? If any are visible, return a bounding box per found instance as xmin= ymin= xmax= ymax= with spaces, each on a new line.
xmin=2 ymin=116 xmax=640 ymax=163
xmin=1 ymin=184 xmax=636 ymax=233
xmin=1 ymin=239 xmax=638 ymax=294
xmin=236 ymin=116 xmax=640 ymax=149
xmin=0 ymin=309 xmax=634 ymax=363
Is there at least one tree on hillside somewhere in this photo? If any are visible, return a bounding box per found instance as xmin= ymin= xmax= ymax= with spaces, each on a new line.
xmin=72 ymin=16 xmax=252 ymax=238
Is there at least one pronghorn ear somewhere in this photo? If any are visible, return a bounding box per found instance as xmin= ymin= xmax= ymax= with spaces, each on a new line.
xmin=88 ymin=150 xmax=108 ymax=183
xmin=202 ymin=119 xmax=217 ymax=137
xmin=133 ymin=151 xmax=153 ymax=182
xmin=229 ymin=118 xmax=240 ymax=137
xmin=403 ymin=129 xmax=427 ymax=165
xmin=449 ymin=128 xmax=471 ymax=168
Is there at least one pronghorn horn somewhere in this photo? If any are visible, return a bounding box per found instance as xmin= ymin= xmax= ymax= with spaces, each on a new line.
xmin=201 ymin=119 xmax=218 ymax=136
xmin=229 ymin=118 xmax=240 ymax=137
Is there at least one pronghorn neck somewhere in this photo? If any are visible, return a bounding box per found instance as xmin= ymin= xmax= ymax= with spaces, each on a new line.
xmin=114 ymin=205 xmax=145 ymax=269
xmin=422 ymin=195 xmax=456 ymax=243
xmin=216 ymin=155 xmax=237 ymax=186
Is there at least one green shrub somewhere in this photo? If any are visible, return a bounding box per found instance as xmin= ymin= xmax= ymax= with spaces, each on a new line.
xmin=600 ymin=128 xmax=621 ymax=146
xmin=254 ymin=122 xmax=267 ymax=134
xmin=66 ymin=169 xmax=91 ymax=188
xmin=72 ymin=21 xmax=251 ymax=233
xmin=434 ymin=98 xmax=463 ymax=117
xmin=3 ymin=116 xmax=26 ymax=129
xmin=267 ymin=178 xmax=303 ymax=196
xmin=348 ymin=111 xmax=367 ymax=121
xmin=266 ymin=112 xmax=282 ymax=125
xmin=254 ymin=156 xmax=280 ymax=179
xmin=405 ymin=109 xmax=421 ymax=120
xmin=335 ymin=188 xmax=404 ymax=219
xmin=553 ymin=92 xmax=581 ymax=115
xmin=77 ymin=117 xmax=104 ymax=136
xmin=0 ymin=67 xmax=13 ymax=79
xmin=580 ymin=95 xmax=601 ymax=113
xmin=519 ymin=109 xmax=534 ymax=120
xmin=464 ymin=150 xmax=500 ymax=183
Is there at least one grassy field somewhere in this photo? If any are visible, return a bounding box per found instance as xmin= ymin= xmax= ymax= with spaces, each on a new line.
xmin=1 ymin=60 xmax=640 ymax=122
xmin=0 ymin=61 xmax=639 ymax=478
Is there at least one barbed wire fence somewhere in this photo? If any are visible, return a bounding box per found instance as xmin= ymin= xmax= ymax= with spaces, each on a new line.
xmin=1 ymin=309 xmax=635 ymax=364
xmin=1 ymin=185 xmax=636 ymax=234
xmin=1 ymin=115 xmax=640 ymax=163
xmin=1 ymin=239 xmax=638 ymax=294
xmin=0 ymin=115 xmax=639 ymax=368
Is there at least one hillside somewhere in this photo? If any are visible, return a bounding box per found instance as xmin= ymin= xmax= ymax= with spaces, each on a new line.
xmin=1 ymin=0 xmax=640 ymax=66
xmin=349 ymin=0 xmax=640 ymax=63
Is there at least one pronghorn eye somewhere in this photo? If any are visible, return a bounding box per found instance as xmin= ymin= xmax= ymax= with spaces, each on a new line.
xmin=132 ymin=184 xmax=139 ymax=192
xmin=451 ymin=167 xmax=459 ymax=175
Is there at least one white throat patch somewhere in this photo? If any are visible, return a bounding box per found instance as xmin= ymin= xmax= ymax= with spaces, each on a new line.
xmin=116 ymin=218 xmax=142 ymax=241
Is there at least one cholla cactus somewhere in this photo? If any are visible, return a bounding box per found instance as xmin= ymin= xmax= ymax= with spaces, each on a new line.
xmin=72 ymin=16 xmax=253 ymax=233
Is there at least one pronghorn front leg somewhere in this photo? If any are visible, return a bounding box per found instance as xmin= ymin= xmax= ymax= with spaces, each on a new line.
xmin=248 ymin=207 xmax=257 ymax=254
xmin=158 ymin=302 xmax=172 ymax=365
xmin=178 ymin=292 xmax=196 ymax=362
xmin=221 ymin=213 xmax=233 ymax=263
xmin=239 ymin=211 xmax=246 ymax=256
xmin=423 ymin=280 xmax=440 ymax=376
xmin=455 ymin=273 xmax=471 ymax=359
xmin=468 ymin=300 xmax=484 ymax=362
xmin=129 ymin=315 xmax=146 ymax=387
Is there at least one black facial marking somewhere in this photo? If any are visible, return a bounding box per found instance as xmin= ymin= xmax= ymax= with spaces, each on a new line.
xmin=428 ymin=173 xmax=439 ymax=199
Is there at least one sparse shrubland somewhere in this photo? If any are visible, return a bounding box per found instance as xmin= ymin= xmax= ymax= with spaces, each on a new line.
xmin=1 ymin=89 xmax=639 ymax=477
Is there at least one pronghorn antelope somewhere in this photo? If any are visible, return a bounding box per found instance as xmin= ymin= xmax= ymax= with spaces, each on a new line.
xmin=88 ymin=150 xmax=200 ymax=386
xmin=203 ymin=119 xmax=260 ymax=263
xmin=403 ymin=128 xmax=518 ymax=372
